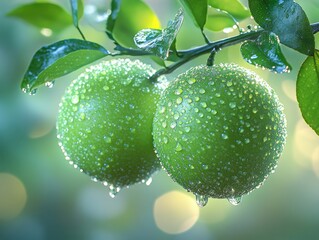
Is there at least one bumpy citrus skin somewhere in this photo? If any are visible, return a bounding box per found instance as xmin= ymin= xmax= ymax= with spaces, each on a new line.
xmin=57 ymin=59 xmax=167 ymax=189
xmin=153 ymin=63 xmax=287 ymax=199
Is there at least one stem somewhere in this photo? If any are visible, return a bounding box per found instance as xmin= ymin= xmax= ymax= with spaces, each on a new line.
xmin=313 ymin=22 xmax=319 ymax=34
xmin=77 ymin=26 xmax=86 ymax=41
xmin=151 ymin=22 xmax=319 ymax=81
xmin=150 ymin=29 xmax=262 ymax=81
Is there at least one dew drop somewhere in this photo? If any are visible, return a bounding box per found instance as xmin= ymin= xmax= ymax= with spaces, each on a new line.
xmin=228 ymin=196 xmax=242 ymax=206
xmin=226 ymin=81 xmax=233 ymax=87
xmin=184 ymin=126 xmax=191 ymax=133
xmin=45 ymin=81 xmax=55 ymax=88
xmin=199 ymin=88 xmax=206 ymax=94
xmin=188 ymin=78 xmax=196 ymax=85
xmin=162 ymin=121 xmax=167 ymax=128
xmin=163 ymin=136 xmax=168 ymax=144
xmin=71 ymin=95 xmax=80 ymax=104
xmin=229 ymin=102 xmax=236 ymax=109
xmin=145 ymin=177 xmax=152 ymax=186
xmin=175 ymin=143 xmax=183 ymax=152
xmin=104 ymin=136 xmax=112 ymax=143
xmin=175 ymin=88 xmax=183 ymax=95
xmin=195 ymin=194 xmax=208 ymax=208
xmin=221 ymin=133 xmax=228 ymax=139
xmin=176 ymin=97 xmax=183 ymax=105
xmin=201 ymin=102 xmax=207 ymax=108
xmin=103 ymin=85 xmax=109 ymax=91
xmin=170 ymin=122 xmax=177 ymax=129
xmin=159 ymin=106 xmax=166 ymax=113
xmin=29 ymin=89 xmax=37 ymax=96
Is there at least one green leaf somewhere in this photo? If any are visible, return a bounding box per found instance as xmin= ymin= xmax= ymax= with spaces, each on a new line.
xmin=70 ymin=0 xmax=85 ymax=39
xmin=7 ymin=3 xmax=73 ymax=33
xmin=134 ymin=9 xmax=184 ymax=59
xmin=297 ymin=50 xmax=319 ymax=135
xmin=112 ymin=0 xmax=161 ymax=47
xmin=248 ymin=0 xmax=315 ymax=56
xmin=106 ymin=0 xmax=121 ymax=40
xmin=208 ymin=0 xmax=250 ymax=20
xmin=205 ymin=7 xmax=236 ymax=32
xmin=241 ymin=31 xmax=291 ymax=73
xmin=179 ymin=0 xmax=207 ymax=30
xmin=70 ymin=0 xmax=84 ymax=28
xmin=21 ymin=39 xmax=109 ymax=94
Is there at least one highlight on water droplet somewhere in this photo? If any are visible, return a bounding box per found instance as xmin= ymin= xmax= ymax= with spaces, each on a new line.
xmin=109 ymin=185 xmax=121 ymax=198
xmin=227 ymin=196 xmax=242 ymax=206
xmin=175 ymin=143 xmax=183 ymax=152
xmin=72 ymin=95 xmax=80 ymax=104
xmin=145 ymin=177 xmax=153 ymax=186
xmin=195 ymin=194 xmax=208 ymax=207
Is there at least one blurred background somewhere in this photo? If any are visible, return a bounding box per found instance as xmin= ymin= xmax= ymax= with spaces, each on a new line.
xmin=1 ymin=0 xmax=319 ymax=239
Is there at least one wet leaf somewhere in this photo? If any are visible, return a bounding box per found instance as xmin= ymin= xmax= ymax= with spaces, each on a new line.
xmin=205 ymin=7 xmax=236 ymax=32
xmin=105 ymin=0 xmax=121 ymax=40
xmin=241 ymin=31 xmax=291 ymax=73
xmin=112 ymin=0 xmax=161 ymax=47
xmin=249 ymin=0 xmax=314 ymax=55
xmin=208 ymin=0 xmax=250 ymax=21
xmin=297 ymin=50 xmax=319 ymax=135
xmin=179 ymin=0 xmax=207 ymax=30
xmin=7 ymin=2 xmax=73 ymax=33
xmin=134 ymin=9 xmax=184 ymax=59
xmin=21 ymin=39 xmax=109 ymax=93
xmin=70 ymin=0 xmax=84 ymax=28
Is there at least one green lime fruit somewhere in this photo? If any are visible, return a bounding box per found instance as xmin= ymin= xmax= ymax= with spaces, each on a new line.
xmin=57 ymin=59 xmax=167 ymax=197
xmin=153 ymin=63 xmax=287 ymax=206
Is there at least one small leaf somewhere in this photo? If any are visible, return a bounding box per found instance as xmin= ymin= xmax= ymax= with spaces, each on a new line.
xmin=205 ymin=7 xmax=236 ymax=32
xmin=105 ymin=0 xmax=121 ymax=40
xmin=70 ymin=0 xmax=85 ymax=39
xmin=134 ymin=9 xmax=184 ymax=59
xmin=248 ymin=0 xmax=314 ymax=56
xmin=241 ymin=31 xmax=291 ymax=73
xmin=21 ymin=39 xmax=109 ymax=93
xmin=112 ymin=0 xmax=161 ymax=47
xmin=7 ymin=3 xmax=73 ymax=33
xmin=297 ymin=50 xmax=319 ymax=135
xmin=70 ymin=0 xmax=84 ymax=28
xmin=179 ymin=0 xmax=207 ymax=30
xmin=208 ymin=0 xmax=250 ymax=21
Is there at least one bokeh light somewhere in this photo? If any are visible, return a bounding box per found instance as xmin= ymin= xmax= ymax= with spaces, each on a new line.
xmin=153 ymin=191 xmax=199 ymax=234
xmin=0 ymin=173 xmax=27 ymax=220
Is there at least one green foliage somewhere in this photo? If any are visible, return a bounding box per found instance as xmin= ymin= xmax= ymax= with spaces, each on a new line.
xmin=297 ymin=50 xmax=319 ymax=134
xmin=21 ymin=39 xmax=109 ymax=94
xmin=179 ymin=0 xmax=207 ymax=30
xmin=241 ymin=31 xmax=291 ymax=73
xmin=110 ymin=0 xmax=161 ymax=47
xmin=7 ymin=2 xmax=73 ymax=33
xmin=134 ymin=9 xmax=184 ymax=59
xmin=208 ymin=0 xmax=250 ymax=21
xmin=248 ymin=0 xmax=315 ymax=55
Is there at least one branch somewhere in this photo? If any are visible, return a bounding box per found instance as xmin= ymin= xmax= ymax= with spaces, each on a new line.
xmin=150 ymin=30 xmax=262 ymax=81
xmin=151 ymin=22 xmax=319 ymax=81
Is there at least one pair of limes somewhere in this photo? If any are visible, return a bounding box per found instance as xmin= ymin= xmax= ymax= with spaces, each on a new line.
xmin=57 ymin=59 xmax=286 ymax=204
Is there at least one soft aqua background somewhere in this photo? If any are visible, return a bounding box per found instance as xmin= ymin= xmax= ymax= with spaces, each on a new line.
xmin=1 ymin=0 xmax=319 ymax=239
